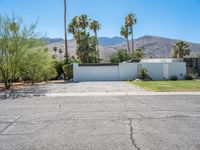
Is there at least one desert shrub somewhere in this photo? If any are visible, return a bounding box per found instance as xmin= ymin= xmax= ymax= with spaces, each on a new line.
xmin=184 ymin=75 xmax=193 ymax=80
xmin=52 ymin=60 xmax=64 ymax=77
xmin=22 ymin=49 xmax=57 ymax=84
xmin=170 ymin=75 xmax=178 ymax=81
xmin=62 ymin=64 xmax=73 ymax=80
xmin=139 ymin=68 xmax=150 ymax=80
xmin=44 ymin=67 xmax=58 ymax=81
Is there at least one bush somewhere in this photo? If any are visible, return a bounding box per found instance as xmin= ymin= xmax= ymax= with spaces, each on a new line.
xmin=184 ymin=75 xmax=193 ymax=80
xmin=52 ymin=60 xmax=64 ymax=78
xmin=62 ymin=64 xmax=73 ymax=80
xmin=44 ymin=67 xmax=58 ymax=81
xmin=139 ymin=68 xmax=150 ymax=80
xmin=110 ymin=49 xmax=130 ymax=63
xmin=170 ymin=75 xmax=178 ymax=81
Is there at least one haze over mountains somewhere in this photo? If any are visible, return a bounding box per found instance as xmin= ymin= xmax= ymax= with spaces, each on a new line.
xmin=47 ymin=35 xmax=200 ymax=62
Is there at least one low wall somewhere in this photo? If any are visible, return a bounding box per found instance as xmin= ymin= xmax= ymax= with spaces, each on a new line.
xmin=73 ymin=62 xmax=186 ymax=81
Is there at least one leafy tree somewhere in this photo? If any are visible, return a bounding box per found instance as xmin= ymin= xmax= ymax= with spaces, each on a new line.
xmin=90 ymin=20 xmax=101 ymax=62
xmin=110 ymin=49 xmax=130 ymax=63
xmin=0 ymin=14 xmax=44 ymax=89
xmin=130 ymin=48 xmax=144 ymax=59
xmin=171 ymin=41 xmax=191 ymax=58
xmin=125 ymin=13 xmax=137 ymax=52
xmin=120 ymin=25 xmax=130 ymax=53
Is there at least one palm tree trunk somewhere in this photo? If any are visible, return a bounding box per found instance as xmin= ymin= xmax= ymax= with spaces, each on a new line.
xmin=127 ymin=38 xmax=130 ymax=54
xmin=95 ymin=32 xmax=100 ymax=63
xmin=64 ymin=0 xmax=68 ymax=63
xmin=131 ymin=26 xmax=134 ymax=53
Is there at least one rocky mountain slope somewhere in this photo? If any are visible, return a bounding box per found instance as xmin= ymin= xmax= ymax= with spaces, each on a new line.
xmin=47 ymin=35 xmax=200 ymax=62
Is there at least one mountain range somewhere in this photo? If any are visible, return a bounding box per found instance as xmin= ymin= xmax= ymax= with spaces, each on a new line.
xmin=47 ymin=35 xmax=200 ymax=62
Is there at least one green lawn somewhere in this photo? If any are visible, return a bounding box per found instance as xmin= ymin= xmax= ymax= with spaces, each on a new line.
xmin=129 ymin=80 xmax=200 ymax=92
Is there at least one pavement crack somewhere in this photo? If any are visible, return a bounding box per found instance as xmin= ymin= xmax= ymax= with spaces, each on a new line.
xmin=33 ymin=123 xmax=52 ymax=134
xmin=139 ymin=100 xmax=157 ymax=110
xmin=128 ymin=119 xmax=141 ymax=150
xmin=0 ymin=115 xmax=24 ymax=134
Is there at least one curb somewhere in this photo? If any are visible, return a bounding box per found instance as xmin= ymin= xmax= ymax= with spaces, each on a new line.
xmin=1 ymin=92 xmax=200 ymax=98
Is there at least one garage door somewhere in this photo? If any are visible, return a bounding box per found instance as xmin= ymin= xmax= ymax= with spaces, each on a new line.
xmin=76 ymin=64 xmax=119 ymax=81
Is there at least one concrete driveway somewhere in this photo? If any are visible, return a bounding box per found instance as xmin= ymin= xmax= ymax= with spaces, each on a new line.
xmin=0 ymin=95 xmax=200 ymax=150
xmin=0 ymin=81 xmax=146 ymax=98
xmin=42 ymin=81 xmax=146 ymax=93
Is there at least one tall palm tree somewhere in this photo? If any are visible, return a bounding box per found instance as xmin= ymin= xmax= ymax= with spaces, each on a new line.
xmin=79 ymin=14 xmax=89 ymax=33
xmin=120 ymin=25 xmax=130 ymax=54
xmin=171 ymin=41 xmax=191 ymax=58
xmin=125 ymin=13 xmax=137 ymax=52
xmin=90 ymin=20 xmax=101 ymax=62
xmin=64 ymin=0 xmax=68 ymax=62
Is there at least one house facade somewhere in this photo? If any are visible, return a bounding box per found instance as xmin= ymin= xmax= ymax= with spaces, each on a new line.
xmin=73 ymin=59 xmax=186 ymax=81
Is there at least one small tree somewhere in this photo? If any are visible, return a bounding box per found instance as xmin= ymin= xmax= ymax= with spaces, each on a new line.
xmin=110 ymin=49 xmax=130 ymax=63
xmin=0 ymin=14 xmax=44 ymax=89
xmin=130 ymin=48 xmax=144 ymax=59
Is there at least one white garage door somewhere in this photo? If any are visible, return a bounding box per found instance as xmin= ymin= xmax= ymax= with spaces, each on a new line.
xmin=77 ymin=65 xmax=119 ymax=81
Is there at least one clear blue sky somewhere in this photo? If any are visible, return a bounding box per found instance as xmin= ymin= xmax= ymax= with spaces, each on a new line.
xmin=0 ymin=0 xmax=200 ymax=43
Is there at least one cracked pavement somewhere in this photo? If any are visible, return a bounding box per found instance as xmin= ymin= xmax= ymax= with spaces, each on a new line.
xmin=0 ymin=95 xmax=200 ymax=150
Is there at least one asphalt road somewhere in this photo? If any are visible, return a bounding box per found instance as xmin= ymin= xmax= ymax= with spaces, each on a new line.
xmin=0 ymin=95 xmax=200 ymax=150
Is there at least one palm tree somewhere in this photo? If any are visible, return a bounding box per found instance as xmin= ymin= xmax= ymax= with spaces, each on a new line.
xmin=59 ymin=49 xmax=63 ymax=54
xmin=53 ymin=46 xmax=58 ymax=53
xmin=171 ymin=41 xmax=191 ymax=58
xmin=120 ymin=25 xmax=130 ymax=54
xmin=125 ymin=13 xmax=137 ymax=52
xmin=79 ymin=14 xmax=89 ymax=33
xmin=64 ymin=0 xmax=68 ymax=62
xmin=90 ymin=20 xmax=101 ymax=62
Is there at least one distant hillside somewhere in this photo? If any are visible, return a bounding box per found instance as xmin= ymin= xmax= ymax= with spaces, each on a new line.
xmin=45 ymin=38 xmax=64 ymax=44
xmin=47 ymin=35 xmax=200 ymax=62
xmin=116 ymin=35 xmax=200 ymax=58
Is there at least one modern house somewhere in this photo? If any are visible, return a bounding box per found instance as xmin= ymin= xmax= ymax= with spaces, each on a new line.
xmin=73 ymin=59 xmax=186 ymax=81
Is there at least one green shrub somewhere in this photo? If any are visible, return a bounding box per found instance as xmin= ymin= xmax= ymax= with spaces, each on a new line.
xmin=52 ymin=60 xmax=64 ymax=77
xmin=44 ymin=67 xmax=58 ymax=81
xmin=139 ymin=68 xmax=150 ymax=80
xmin=62 ymin=64 xmax=73 ymax=80
xmin=170 ymin=75 xmax=178 ymax=81
xmin=184 ymin=75 xmax=193 ymax=80
xmin=110 ymin=49 xmax=130 ymax=63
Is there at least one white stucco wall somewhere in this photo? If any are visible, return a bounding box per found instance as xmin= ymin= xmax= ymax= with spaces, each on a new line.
xmin=168 ymin=62 xmax=186 ymax=80
xmin=73 ymin=61 xmax=186 ymax=81
xmin=119 ymin=63 xmax=138 ymax=80
xmin=141 ymin=63 xmax=164 ymax=80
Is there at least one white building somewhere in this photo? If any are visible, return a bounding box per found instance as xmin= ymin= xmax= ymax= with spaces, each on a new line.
xmin=73 ymin=59 xmax=186 ymax=81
